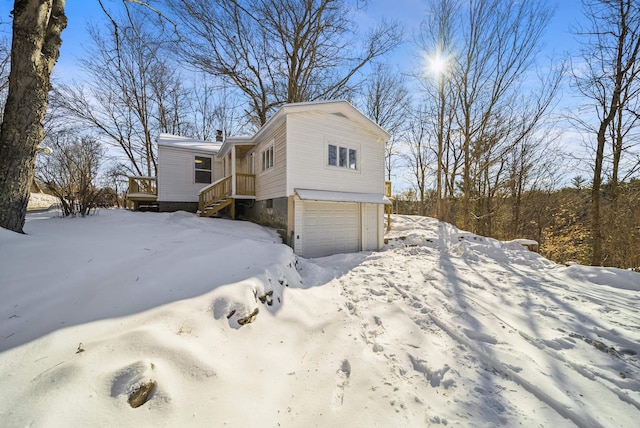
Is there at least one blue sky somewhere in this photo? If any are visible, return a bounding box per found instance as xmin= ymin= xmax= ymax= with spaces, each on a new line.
xmin=0 ymin=0 xmax=591 ymax=184
xmin=0 ymin=0 xmax=584 ymax=80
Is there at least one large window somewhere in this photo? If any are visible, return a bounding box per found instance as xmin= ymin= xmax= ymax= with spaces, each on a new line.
xmin=195 ymin=156 xmax=212 ymax=183
xmin=261 ymin=144 xmax=274 ymax=172
xmin=328 ymin=144 xmax=357 ymax=170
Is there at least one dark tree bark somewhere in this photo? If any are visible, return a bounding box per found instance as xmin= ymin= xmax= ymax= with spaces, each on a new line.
xmin=0 ymin=0 xmax=67 ymax=233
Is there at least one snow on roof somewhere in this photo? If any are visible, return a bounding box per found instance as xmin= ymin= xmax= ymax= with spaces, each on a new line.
xmin=157 ymin=133 xmax=222 ymax=153
xmin=295 ymin=188 xmax=391 ymax=205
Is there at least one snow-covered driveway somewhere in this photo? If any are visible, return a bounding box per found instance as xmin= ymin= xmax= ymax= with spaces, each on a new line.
xmin=312 ymin=215 xmax=640 ymax=427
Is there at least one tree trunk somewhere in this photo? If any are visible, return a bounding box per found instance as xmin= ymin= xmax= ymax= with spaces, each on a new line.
xmin=591 ymin=124 xmax=607 ymax=265
xmin=0 ymin=0 xmax=67 ymax=233
xmin=435 ymin=76 xmax=445 ymax=221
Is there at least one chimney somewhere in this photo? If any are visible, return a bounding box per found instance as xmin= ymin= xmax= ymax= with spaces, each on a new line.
xmin=216 ymin=130 xmax=223 ymax=142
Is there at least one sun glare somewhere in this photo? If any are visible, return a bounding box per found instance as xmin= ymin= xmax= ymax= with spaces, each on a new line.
xmin=425 ymin=49 xmax=451 ymax=79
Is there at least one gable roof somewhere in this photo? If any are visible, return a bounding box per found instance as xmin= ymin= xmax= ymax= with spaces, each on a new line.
xmin=218 ymin=100 xmax=391 ymax=157
xmin=260 ymin=100 xmax=391 ymax=144
xmin=157 ymin=133 xmax=222 ymax=154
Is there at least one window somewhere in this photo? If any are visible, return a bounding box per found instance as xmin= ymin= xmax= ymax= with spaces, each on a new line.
xmin=349 ymin=148 xmax=357 ymax=169
xmin=328 ymin=144 xmax=337 ymax=166
xmin=327 ymin=143 xmax=357 ymax=170
xmin=339 ymin=147 xmax=347 ymax=167
xmin=261 ymin=144 xmax=274 ymax=172
xmin=195 ymin=156 xmax=212 ymax=183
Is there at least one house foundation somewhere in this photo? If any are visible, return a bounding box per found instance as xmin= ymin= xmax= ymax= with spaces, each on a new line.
xmin=158 ymin=201 xmax=199 ymax=213
xmin=241 ymin=197 xmax=290 ymax=244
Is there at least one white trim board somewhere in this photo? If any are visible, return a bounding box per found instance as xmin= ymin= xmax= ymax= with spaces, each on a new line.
xmin=295 ymin=188 xmax=391 ymax=205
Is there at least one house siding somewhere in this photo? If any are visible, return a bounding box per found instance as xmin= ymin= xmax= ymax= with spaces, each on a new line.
xmin=285 ymin=111 xmax=386 ymax=196
xmin=254 ymin=120 xmax=287 ymax=200
xmin=158 ymin=146 xmax=223 ymax=203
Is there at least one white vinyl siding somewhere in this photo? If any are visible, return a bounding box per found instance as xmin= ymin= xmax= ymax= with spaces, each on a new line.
xmin=255 ymin=123 xmax=286 ymax=200
xmin=158 ymin=146 xmax=223 ymax=202
xmin=286 ymin=111 xmax=385 ymax=195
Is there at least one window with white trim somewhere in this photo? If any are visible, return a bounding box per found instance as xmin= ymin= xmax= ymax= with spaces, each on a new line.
xmin=261 ymin=144 xmax=274 ymax=172
xmin=194 ymin=155 xmax=212 ymax=183
xmin=328 ymin=144 xmax=357 ymax=170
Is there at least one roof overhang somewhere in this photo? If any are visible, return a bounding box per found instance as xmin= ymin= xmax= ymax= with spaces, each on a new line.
xmin=218 ymin=136 xmax=255 ymax=158
xmin=157 ymin=133 xmax=221 ymax=154
xmin=295 ymin=188 xmax=391 ymax=205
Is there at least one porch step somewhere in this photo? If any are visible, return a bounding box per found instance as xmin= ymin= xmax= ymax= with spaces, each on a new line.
xmin=198 ymin=197 xmax=233 ymax=217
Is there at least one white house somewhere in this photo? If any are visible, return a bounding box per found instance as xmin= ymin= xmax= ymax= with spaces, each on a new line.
xmin=156 ymin=133 xmax=224 ymax=212
xmin=127 ymin=100 xmax=391 ymax=258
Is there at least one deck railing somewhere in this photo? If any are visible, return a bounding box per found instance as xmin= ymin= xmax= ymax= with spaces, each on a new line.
xmin=385 ymin=181 xmax=392 ymax=197
xmin=198 ymin=173 xmax=256 ymax=213
xmin=385 ymin=181 xmax=392 ymax=231
xmin=127 ymin=176 xmax=157 ymax=197
xmin=199 ymin=176 xmax=232 ymax=212
xmin=236 ymin=173 xmax=256 ymax=196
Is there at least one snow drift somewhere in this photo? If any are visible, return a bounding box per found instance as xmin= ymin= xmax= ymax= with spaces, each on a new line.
xmin=0 ymin=210 xmax=638 ymax=427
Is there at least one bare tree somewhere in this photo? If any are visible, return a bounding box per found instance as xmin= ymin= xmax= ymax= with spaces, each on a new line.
xmin=403 ymin=104 xmax=434 ymax=216
xmin=416 ymin=0 xmax=457 ymax=222
xmin=165 ymin=0 xmax=402 ymax=126
xmin=37 ymin=133 xmax=104 ymax=217
xmin=573 ymin=0 xmax=640 ymax=265
xmin=103 ymin=163 xmax=129 ymax=208
xmin=426 ymin=0 xmax=557 ymax=233
xmin=54 ymin=6 xmax=176 ymax=177
xmin=360 ymin=63 xmax=410 ymax=182
xmin=505 ymin=126 xmax=562 ymax=240
xmin=0 ymin=0 xmax=67 ymax=233
xmin=0 ymin=35 xmax=11 ymax=118
xmin=184 ymin=77 xmax=247 ymax=140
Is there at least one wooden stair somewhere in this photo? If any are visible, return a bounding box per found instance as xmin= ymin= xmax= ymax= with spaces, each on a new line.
xmin=197 ymin=174 xmax=255 ymax=219
xmin=198 ymin=197 xmax=233 ymax=218
xmin=198 ymin=176 xmax=233 ymax=218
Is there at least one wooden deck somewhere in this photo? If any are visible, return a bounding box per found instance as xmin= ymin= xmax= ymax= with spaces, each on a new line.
xmin=126 ymin=176 xmax=157 ymax=209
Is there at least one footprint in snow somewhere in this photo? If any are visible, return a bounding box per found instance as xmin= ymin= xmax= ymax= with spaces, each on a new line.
xmin=331 ymin=360 xmax=351 ymax=409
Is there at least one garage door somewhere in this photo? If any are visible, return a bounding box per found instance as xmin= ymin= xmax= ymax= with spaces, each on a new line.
xmin=297 ymin=201 xmax=360 ymax=258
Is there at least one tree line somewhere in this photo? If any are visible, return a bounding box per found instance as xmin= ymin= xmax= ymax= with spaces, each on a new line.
xmin=0 ymin=0 xmax=638 ymax=269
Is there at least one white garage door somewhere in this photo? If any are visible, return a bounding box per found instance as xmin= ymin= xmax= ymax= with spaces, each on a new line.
xmin=297 ymin=201 xmax=360 ymax=258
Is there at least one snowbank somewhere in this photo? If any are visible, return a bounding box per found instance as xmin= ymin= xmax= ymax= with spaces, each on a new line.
xmin=0 ymin=211 xmax=638 ymax=427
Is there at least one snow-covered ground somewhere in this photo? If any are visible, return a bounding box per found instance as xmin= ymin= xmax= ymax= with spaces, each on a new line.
xmin=1 ymin=210 xmax=638 ymax=427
